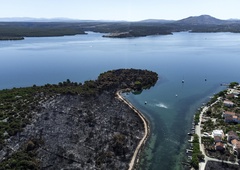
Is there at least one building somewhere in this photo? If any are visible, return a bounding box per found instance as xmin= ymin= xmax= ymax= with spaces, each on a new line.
xmin=222 ymin=111 xmax=236 ymax=118
xmin=227 ymin=131 xmax=239 ymax=142
xmin=223 ymin=111 xmax=240 ymax=124
xmin=226 ymin=93 xmax=235 ymax=99
xmin=215 ymin=142 xmax=225 ymax=151
xmin=224 ymin=116 xmax=234 ymax=123
xmin=230 ymin=89 xmax=240 ymax=96
xmin=223 ymin=100 xmax=234 ymax=107
xmin=212 ymin=130 xmax=224 ymax=139
xmin=214 ymin=136 xmax=222 ymax=143
xmin=231 ymin=139 xmax=240 ymax=157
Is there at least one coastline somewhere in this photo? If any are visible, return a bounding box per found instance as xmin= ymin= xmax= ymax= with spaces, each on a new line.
xmin=116 ymin=90 xmax=150 ymax=170
xmin=195 ymin=105 xmax=209 ymax=170
xmin=195 ymin=93 xmax=240 ymax=169
xmin=195 ymin=97 xmax=222 ymax=170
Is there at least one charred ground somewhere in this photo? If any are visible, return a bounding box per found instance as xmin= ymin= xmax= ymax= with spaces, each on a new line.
xmin=0 ymin=68 xmax=158 ymax=169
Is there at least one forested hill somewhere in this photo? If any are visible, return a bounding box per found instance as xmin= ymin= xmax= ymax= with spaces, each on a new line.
xmin=0 ymin=22 xmax=86 ymax=40
xmin=1 ymin=15 xmax=240 ymax=40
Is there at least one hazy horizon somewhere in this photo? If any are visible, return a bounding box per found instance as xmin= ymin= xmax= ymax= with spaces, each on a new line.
xmin=0 ymin=14 xmax=239 ymax=22
xmin=0 ymin=0 xmax=240 ymax=21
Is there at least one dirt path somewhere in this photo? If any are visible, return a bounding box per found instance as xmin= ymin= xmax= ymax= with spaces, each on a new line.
xmin=116 ymin=90 xmax=150 ymax=170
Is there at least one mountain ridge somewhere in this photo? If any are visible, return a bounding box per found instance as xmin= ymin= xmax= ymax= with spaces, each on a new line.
xmin=1 ymin=15 xmax=240 ymax=24
xmin=176 ymin=15 xmax=228 ymax=25
xmin=1 ymin=15 xmax=240 ymax=40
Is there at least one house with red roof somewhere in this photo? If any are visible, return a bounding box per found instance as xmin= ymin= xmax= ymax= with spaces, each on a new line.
xmin=227 ymin=131 xmax=239 ymax=142
xmin=215 ymin=142 xmax=225 ymax=152
xmin=223 ymin=111 xmax=236 ymax=118
xmin=223 ymin=100 xmax=234 ymax=107
xmin=231 ymin=139 xmax=240 ymax=156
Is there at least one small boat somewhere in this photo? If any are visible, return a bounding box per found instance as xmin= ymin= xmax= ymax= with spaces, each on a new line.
xmin=205 ymin=78 xmax=207 ymax=81
xmin=186 ymin=149 xmax=193 ymax=153
xmin=182 ymin=80 xmax=184 ymax=83
xmin=145 ymin=101 xmax=147 ymax=104
xmin=176 ymin=94 xmax=178 ymax=97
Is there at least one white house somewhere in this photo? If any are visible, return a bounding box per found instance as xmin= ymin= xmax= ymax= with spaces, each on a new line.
xmin=212 ymin=129 xmax=224 ymax=139
xmin=230 ymin=89 xmax=240 ymax=96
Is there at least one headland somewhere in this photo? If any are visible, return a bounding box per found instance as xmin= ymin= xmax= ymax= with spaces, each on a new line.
xmin=0 ymin=69 xmax=158 ymax=169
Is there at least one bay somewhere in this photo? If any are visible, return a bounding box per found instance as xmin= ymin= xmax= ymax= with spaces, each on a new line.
xmin=1 ymin=32 xmax=240 ymax=169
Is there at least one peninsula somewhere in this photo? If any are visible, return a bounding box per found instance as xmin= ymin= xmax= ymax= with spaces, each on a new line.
xmin=0 ymin=69 xmax=158 ymax=169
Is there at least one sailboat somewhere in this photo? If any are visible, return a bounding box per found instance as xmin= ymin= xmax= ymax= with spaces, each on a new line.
xmin=182 ymin=76 xmax=185 ymax=83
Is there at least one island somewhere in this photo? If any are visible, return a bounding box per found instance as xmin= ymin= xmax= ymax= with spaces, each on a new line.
xmin=0 ymin=68 xmax=158 ymax=169
xmin=102 ymin=29 xmax=172 ymax=38
xmin=187 ymin=82 xmax=240 ymax=170
xmin=1 ymin=15 xmax=240 ymax=40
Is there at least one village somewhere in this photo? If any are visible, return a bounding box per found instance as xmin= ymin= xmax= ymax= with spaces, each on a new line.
xmin=187 ymin=82 xmax=240 ymax=169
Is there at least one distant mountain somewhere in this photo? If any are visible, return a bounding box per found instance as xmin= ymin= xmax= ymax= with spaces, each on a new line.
xmin=2 ymin=15 xmax=240 ymax=39
xmin=1 ymin=15 xmax=240 ymax=24
xmin=176 ymin=15 xmax=226 ymax=25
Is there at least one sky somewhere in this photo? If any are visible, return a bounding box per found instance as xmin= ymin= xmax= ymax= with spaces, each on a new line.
xmin=1 ymin=0 xmax=240 ymax=21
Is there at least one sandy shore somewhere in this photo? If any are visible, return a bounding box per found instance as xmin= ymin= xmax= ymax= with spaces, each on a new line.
xmin=116 ymin=90 xmax=150 ymax=170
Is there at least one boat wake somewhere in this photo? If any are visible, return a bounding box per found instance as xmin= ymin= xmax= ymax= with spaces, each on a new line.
xmin=155 ymin=103 xmax=168 ymax=109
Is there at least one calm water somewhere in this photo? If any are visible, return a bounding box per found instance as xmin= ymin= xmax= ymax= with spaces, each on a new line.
xmin=1 ymin=32 xmax=240 ymax=169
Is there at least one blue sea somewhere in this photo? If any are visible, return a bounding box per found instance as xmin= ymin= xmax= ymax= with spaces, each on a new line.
xmin=1 ymin=32 xmax=240 ymax=169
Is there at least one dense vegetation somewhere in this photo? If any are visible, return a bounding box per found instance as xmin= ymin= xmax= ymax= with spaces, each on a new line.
xmin=191 ymin=134 xmax=204 ymax=169
xmin=1 ymin=15 xmax=240 ymax=40
xmin=0 ymin=22 xmax=86 ymax=39
xmin=194 ymin=112 xmax=201 ymax=125
xmin=97 ymin=69 xmax=158 ymax=92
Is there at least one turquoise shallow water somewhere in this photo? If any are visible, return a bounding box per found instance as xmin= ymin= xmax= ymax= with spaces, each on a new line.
xmin=124 ymin=82 xmax=225 ymax=169
xmin=1 ymin=32 xmax=240 ymax=169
